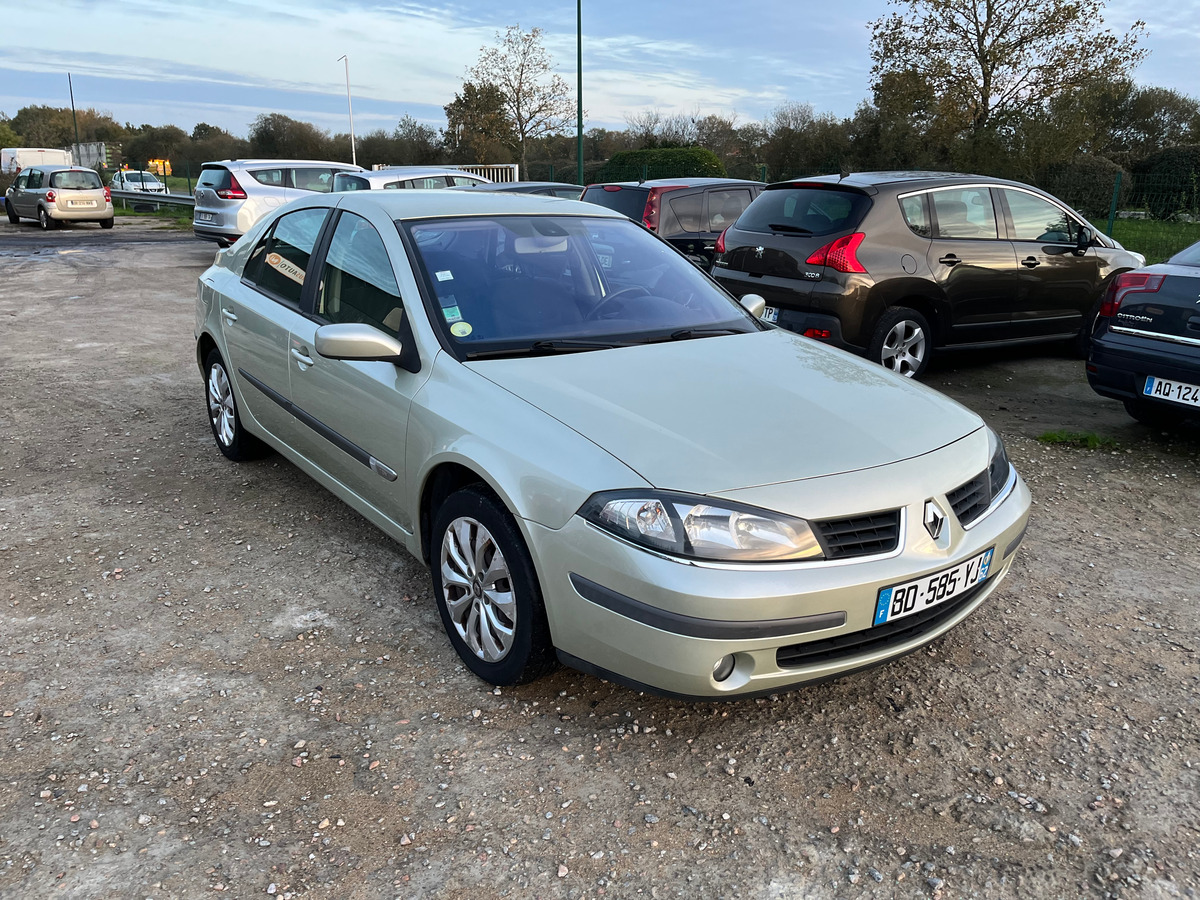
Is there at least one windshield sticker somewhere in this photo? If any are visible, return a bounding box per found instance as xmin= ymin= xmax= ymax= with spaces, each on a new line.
xmin=450 ymin=321 xmax=473 ymax=338
xmin=442 ymin=306 xmax=463 ymax=323
xmin=435 ymin=270 xmax=454 ymax=282
xmin=266 ymin=252 xmax=305 ymax=285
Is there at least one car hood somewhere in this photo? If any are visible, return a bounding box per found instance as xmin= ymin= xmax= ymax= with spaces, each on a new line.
xmin=468 ymin=330 xmax=983 ymax=494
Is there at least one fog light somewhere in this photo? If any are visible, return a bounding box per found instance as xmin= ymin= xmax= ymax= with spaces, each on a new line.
xmin=712 ymin=654 xmax=735 ymax=683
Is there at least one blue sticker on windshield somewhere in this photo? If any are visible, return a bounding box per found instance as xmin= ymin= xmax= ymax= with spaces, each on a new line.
xmin=442 ymin=306 xmax=462 ymax=323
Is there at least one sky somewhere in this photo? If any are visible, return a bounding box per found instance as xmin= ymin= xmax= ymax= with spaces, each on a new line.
xmin=1 ymin=0 xmax=1197 ymax=140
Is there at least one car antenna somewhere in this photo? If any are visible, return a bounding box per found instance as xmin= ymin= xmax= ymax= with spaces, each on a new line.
xmin=838 ymin=166 xmax=850 ymax=182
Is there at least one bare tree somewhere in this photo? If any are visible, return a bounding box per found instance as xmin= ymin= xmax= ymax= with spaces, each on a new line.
xmin=870 ymin=0 xmax=1147 ymax=138
xmin=469 ymin=25 xmax=575 ymax=176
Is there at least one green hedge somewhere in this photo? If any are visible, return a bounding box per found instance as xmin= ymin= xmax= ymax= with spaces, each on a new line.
xmin=1037 ymin=156 xmax=1129 ymax=220
xmin=594 ymin=147 xmax=726 ymax=182
xmin=1136 ymin=145 xmax=1200 ymax=219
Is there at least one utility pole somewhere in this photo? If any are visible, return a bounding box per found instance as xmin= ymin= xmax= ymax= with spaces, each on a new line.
xmin=338 ymin=55 xmax=357 ymax=166
xmin=68 ymin=72 xmax=81 ymax=166
xmin=576 ymin=0 xmax=584 ymax=187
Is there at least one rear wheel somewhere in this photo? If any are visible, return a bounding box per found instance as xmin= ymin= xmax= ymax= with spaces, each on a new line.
xmin=99 ymin=217 xmax=114 ymax=230
xmin=38 ymin=207 xmax=58 ymax=230
xmin=204 ymin=348 xmax=268 ymax=461
xmin=1123 ymin=398 xmax=1178 ymax=430
xmin=868 ymin=307 xmax=931 ymax=378
xmin=431 ymin=486 xmax=556 ymax=686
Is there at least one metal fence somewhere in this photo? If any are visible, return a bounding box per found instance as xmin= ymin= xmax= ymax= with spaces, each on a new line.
xmin=110 ymin=189 xmax=195 ymax=209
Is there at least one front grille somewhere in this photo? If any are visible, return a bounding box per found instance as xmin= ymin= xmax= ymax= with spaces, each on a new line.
xmin=776 ymin=578 xmax=988 ymax=669
xmin=813 ymin=510 xmax=901 ymax=560
xmin=947 ymin=472 xmax=990 ymax=526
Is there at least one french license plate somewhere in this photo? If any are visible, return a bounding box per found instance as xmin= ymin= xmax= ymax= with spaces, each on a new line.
xmin=68 ymin=200 xmax=96 ymax=208
xmin=762 ymin=306 xmax=779 ymax=323
xmin=1144 ymin=375 xmax=1200 ymax=408
xmin=196 ymin=212 xmax=214 ymax=223
xmin=874 ymin=547 xmax=994 ymax=626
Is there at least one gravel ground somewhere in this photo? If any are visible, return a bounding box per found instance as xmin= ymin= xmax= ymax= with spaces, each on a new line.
xmin=1 ymin=218 xmax=1197 ymax=899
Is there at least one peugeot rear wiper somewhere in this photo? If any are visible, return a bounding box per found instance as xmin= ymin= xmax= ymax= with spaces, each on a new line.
xmin=767 ymin=223 xmax=812 ymax=234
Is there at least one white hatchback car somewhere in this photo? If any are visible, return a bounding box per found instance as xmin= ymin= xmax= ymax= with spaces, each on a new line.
xmin=110 ymin=170 xmax=167 ymax=194
xmin=194 ymin=190 xmax=1031 ymax=698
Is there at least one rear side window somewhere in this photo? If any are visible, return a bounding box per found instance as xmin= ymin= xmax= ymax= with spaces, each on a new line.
xmin=50 ymin=170 xmax=102 ymax=190
xmin=662 ymin=192 xmax=702 ymax=236
xmin=931 ymin=188 xmax=997 ymax=240
xmin=243 ymin=207 xmax=328 ymax=305
xmin=197 ymin=167 xmax=231 ymax=191
xmin=249 ymin=168 xmax=286 ymax=188
xmin=450 ymin=175 xmax=483 ymax=187
xmin=737 ymin=187 xmax=870 ymax=236
xmin=708 ymin=189 xmax=752 ymax=231
xmin=580 ymin=186 xmax=649 ymax=222
xmin=899 ymin=194 xmax=931 ymax=238
xmin=334 ymin=174 xmax=371 ymax=192
xmin=407 ymin=176 xmax=449 ymax=189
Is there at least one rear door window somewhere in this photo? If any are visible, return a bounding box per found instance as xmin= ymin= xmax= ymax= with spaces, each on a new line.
xmin=450 ymin=175 xmax=483 ymax=186
xmin=931 ymin=188 xmax=998 ymax=240
xmin=707 ymin=189 xmax=752 ymax=231
xmin=407 ymin=176 xmax=449 ymax=189
xmin=290 ymin=168 xmax=337 ymax=193
xmin=736 ymin=186 xmax=870 ymax=236
xmin=243 ymin=207 xmax=329 ymax=306
xmin=248 ymin=168 xmax=286 ymax=188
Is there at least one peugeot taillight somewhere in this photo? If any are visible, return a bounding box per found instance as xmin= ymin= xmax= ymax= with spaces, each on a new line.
xmin=715 ymin=226 xmax=729 ymax=255
xmin=1098 ymin=271 xmax=1165 ymax=317
xmin=217 ymin=173 xmax=247 ymax=200
xmin=642 ymin=186 xmax=685 ymax=232
xmin=806 ymin=233 xmax=867 ymax=274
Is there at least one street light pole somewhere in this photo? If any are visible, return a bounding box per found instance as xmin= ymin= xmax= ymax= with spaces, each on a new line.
xmin=338 ymin=54 xmax=357 ymax=167
xmin=576 ymin=0 xmax=583 ymax=187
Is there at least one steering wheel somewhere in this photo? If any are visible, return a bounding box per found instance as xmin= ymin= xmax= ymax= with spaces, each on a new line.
xmin=586 ymin=285 xmax=651 ymax=320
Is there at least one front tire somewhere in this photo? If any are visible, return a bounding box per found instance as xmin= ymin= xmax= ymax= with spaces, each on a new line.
xmin=204 ymin=349 xmax=268 ymax=461
xmin=5 ymin=201 xmax=17 ymax=224
xmin=38 ymin=207 xmax=58 ymax=230
xmin=868 ymin=306 xmax=931 ymax=378
xmin=431 ymin=486 xmax=556 ymax=685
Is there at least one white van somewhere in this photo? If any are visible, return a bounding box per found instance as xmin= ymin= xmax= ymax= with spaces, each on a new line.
xmin=2 ymin=148 xmax=73 ymax=174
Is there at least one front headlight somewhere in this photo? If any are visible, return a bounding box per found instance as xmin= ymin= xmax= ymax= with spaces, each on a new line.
xmin=579 ymin=491 xmax=825 ymax=562
xmin=986 ymin=429 xmax=1012 ymax=500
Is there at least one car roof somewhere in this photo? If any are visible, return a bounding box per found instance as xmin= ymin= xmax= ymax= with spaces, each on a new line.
xmin=31 ymin=165 xmax=97 ymax=174
xmin=768 ymin=170 xmax=1040 ymax=193
xmin=453 ymin=181 xmax=581 ymax=192
xmin=204 ymin=159 xmax=364 ymax=169
xmin=343 ymin=167 xmax=490 ymax=184
xmin=335 ymin=188 xmax=626 ymax=220
xmin=587 ymin=177 xmax=765 ymax=189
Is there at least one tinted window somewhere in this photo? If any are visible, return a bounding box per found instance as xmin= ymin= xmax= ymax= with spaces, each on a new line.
xmin=580 ymin=185 xmax=649 ymax=221
xmin=334 ymin=174 xmax=371 ymax=192
xmin=899 ymin=193 xmax=931 ymax=237
xmin=244 ymin=207 xmax=328 ymax=305
xmin=932 ymin=188 xmax=997 ymax=239
xmin=737 ymin=187 xmax=870 ymax=236
xmin=1003 ymin=189 xmax=1076 ymax=243
xmin=50 ymin=170 xmax=102 ymax=190
xmin=291 ymin=168 xmax=336 ymax=192
xmin=197 ymin=167 xmax=231 ymax=190
xmin=1168 ymin=240 xmax=1200 ymax=267
xmin=248 ymin=168 xmax=286 ymax=188
xmin=404 ymin=215 xmax=760 ymax=351
xmin=317 ymin=213 xmax=403 ymax=333
xmin=707 ymin=189 xmax=752 ymax=231
xmin=662 ymin=192 xmax=702 ymax=236
xmin=27 ymin=170 xmax=44 ymax=189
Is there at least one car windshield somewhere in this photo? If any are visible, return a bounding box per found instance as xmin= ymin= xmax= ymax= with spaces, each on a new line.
xmin=402 ymin=215 xmax=761 ymax=357
xmin=128 ymin=172 xmax=159 ymax=183
xmin=50 ymin=170 xmax=102 ymax=190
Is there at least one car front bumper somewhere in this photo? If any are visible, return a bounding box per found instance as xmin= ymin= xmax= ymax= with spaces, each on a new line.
xmin=528 ymin=472 xmax=1031 ymax=699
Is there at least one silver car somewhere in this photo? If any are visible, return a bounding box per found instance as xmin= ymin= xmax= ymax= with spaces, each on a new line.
xmin=193 ymin=159 xmax=363 ymax=246
xmin=332 ymin=167 xmax=490 ymax=192
xmin=110 ymin=169 xmax=167 ymax=194
xmin=194 ymin=190 xmax=1030 ymax=698
xmin=6 ymin=164 xmax=114 ymax=229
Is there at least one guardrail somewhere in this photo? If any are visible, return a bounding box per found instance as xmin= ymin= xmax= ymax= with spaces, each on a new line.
xmin=110 ymin=190 xmax=195 ymax=208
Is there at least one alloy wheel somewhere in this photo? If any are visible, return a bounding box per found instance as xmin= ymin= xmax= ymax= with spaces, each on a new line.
xmin=207 ymin=363 xmax=236 ymax=447
xmin=880 ymin=320 xmax=927 ymax=377
xmin=439 ymin=516 xmax=516 ymax=662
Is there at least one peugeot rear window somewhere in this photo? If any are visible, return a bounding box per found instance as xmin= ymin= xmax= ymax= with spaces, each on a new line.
xmin=737 ymin=186 xmax=870 ymax=236
xmin=50 ymin=170 xmax=102 ymax=190
xmin=580 ymin=185 xmax=649 ymax=221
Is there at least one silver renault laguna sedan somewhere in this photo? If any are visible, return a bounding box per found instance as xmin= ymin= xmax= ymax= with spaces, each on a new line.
xmin=194 ymin=190 xmax=1030 ymax=698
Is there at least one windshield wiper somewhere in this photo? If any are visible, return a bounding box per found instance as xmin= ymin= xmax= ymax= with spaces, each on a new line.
xmin=663 ymin=328 xmax=747 ymax=342
xmin=766 ymin=223 xmax=812 ymax=234
xmin=465 ymin=339 xmax=633 ymax=360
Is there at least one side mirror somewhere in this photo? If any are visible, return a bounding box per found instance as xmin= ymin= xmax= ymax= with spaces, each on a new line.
xmin=315 ymin=323 xmax=405 ymax=363
xmin=739 ymin=293 xmax=767 ymax=319
xmin=1075 ymin=226 xmax=1094 ymax=255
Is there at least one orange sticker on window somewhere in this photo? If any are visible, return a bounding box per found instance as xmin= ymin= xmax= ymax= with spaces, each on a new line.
xmin=266 ymin=252 xmax=306 ymax=285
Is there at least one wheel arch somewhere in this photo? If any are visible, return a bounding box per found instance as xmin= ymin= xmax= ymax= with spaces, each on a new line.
xmin=196 ymin=331 xmax=219 ymax=375
xmin=419 ymin=461 xmax=497 ymax=566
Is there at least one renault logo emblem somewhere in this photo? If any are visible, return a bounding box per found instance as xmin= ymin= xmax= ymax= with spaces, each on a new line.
xmin=924 ymin=500 xmax=947 ymax=540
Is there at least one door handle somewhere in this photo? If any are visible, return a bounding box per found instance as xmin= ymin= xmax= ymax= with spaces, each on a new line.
xmin=1187 ymin=316 xmax=1200 ymax=332
xmin=938 ymin=254 xmax=960 ymax=266
xmin=220 ymin=307 xmax=238 ymax=323
xmin=1021 ymin=256 xmax=1040 ymax=268
xmin=291 ymin=347 xmax=314 ymax=367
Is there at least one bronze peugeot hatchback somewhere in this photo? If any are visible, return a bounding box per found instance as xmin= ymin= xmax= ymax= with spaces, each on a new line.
xmin=711 ymin=171 xmax=1145 ymax=377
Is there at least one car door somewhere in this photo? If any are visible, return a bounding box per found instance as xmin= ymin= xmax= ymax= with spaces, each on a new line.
xmin=10 ymin=170 xmax=30 ymax=215
xmin=220 ymin=206 xmax=331 ymax=444
xmin=286 ymin=210 xmax=422 ymax=531
xmin=923 ymin=186 xmax=1019 ymax=342
xmin=998 ymin=187 xmax=1102 ymax=338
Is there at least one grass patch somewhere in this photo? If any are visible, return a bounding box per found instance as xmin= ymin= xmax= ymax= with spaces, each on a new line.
xmin=1108 ymin=218 xmax=1200 ymax=265
xmin=114 ymin=203 xmax=193 ymax=230
xmin=1036 ymin=430 xmax=1119 ymax=449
